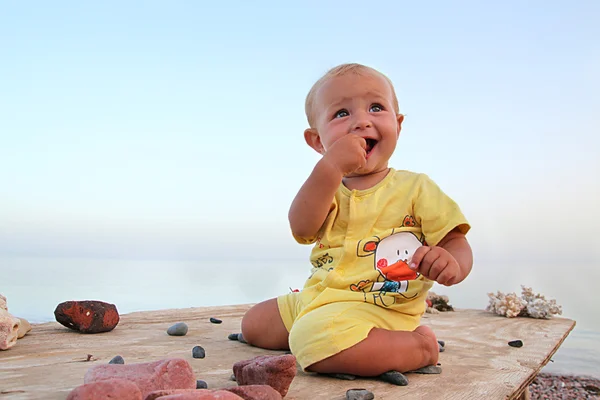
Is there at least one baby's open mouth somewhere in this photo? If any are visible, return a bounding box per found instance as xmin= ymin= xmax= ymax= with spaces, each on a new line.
xmin=365 ymin=138 xmax=377 ymax=156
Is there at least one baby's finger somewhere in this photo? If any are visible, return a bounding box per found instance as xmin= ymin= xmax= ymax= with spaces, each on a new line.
xmin=436 ymin=269 xmax=455 ymax=286
xmin=353 ymin=135 xmax=368 ymax=150
xmin=420 ymin=250 xmax=440 ymax=279
xmin=409 ymin=246 xmax=430 ymax=271
xmin=428 ymin=257 xmax=447 ymax=281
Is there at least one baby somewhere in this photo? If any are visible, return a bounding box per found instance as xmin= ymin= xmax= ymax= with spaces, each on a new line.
xmin=241 ymin=63 xmax=472 ymax=377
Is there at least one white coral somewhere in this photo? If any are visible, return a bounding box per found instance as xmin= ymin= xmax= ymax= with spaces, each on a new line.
xmin=0 ymin=309 xmax=21 ymax=350
xmin=486 ymin=291 xmax=526 ymax=318
xmin=486 ymin=286 xmax=563 ymax=319
xmin=520 ymin=286 xmax=562 ymax=319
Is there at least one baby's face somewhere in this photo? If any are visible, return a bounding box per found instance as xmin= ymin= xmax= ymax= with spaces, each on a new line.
xmin=312 ymin=73 xmax=402 ymax=176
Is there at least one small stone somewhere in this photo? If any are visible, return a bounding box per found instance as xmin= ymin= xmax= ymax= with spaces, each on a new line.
xmin=108 ymin=355 xmax=125 ymax=364
xmin=438 ymin=340 xmax=445 ymax=352
xmin=54 ymin=300 xmax=119 ymax=334
xmin=230 ymin=374 xmax=236 ymax=381
xmin=327 ymin=373 xmax=357 ymax=380
xmin=228 ymin=333 xmax=239 ymax=341
xmin=237 ymin=333 xmax=247 ymax=344
xmin=378 ymin=370 xmax=408 ymax=386
xmin=508 ymin=340 xmax=523 ymax=348
xmin=192 ymin=345 xmax=205 ymax=359
xmin=196 ymin=380 xmax=207 ymax=389
xmin=409 ymin=365 xmax=442 ymax=374
xmin=209 ymin=317 xmax=222 ymax=324
xmin=167 ymin=322 xmax=188 ymax=336
xmin=346 ymin=389 xmax=375 ymax=400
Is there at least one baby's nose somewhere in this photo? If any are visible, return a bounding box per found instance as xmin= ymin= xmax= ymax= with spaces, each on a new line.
xmin=351 ymin=115 xmax=372 ymax=130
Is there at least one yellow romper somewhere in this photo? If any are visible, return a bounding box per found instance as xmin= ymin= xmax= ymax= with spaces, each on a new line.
xmin=277 ymin=168 xmax=471 ymax=370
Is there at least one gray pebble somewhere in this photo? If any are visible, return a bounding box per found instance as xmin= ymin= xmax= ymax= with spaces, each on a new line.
xmin=410 ymin=365 xmax=442 ymax=374
xmin=196 ymin=379 xmax=208 ymax=389
xmin=328 ymin=373 xmax=357 ymax=380
xmin=508 ymin=340 xmax=523 ymax=348
xmin=108 ymin=355 xmax=124 ymax=364
xmin=192 ymin=345 xmax=205 ymax=359
xmin=346 ymin=389 xmax=374 ymax=400
xmin=379 ymin=370 xmax=409 ymax=386
xmin=228 ymin=333 xmax=239 ymax=341
xmin=437 ymin=340 xmax=445 ymax=347
xmin=167 ymin=322 xmax=188 ymax=336
xmin=230 ymin=374 xmax=236 ymax=381
xmin=209 ymin=317 xmax=222 ymax=324
xmin=237 ymin=333 xmax=247 ymax=344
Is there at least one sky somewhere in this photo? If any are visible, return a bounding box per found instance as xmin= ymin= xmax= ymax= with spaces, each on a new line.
xmin=1 ymin=1 xmax=599 ymax=270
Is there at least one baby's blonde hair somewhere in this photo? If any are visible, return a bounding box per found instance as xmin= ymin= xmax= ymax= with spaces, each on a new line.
xmin=305 ymin=63 xmax=400 ymax=128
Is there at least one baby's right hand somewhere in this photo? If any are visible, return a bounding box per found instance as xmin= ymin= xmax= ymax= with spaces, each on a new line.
xmin=322 ymin=135 xmax=367 ymax=176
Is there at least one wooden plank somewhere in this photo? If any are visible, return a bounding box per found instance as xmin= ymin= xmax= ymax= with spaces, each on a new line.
xmin=0 ymin=306 xmax=575 ymax=400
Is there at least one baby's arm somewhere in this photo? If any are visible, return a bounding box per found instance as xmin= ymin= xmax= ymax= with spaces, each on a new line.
xmin=289 ymin=134 xmax=367 ymax=240
xmin=288 ymin=158 xmax=342 ymax=239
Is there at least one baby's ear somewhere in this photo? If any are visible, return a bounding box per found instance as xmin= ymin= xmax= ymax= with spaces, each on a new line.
xmin=396 ymin=113 xmax=405 ymax=136
xmin=304 ymin=128 xmax=325 ymax=154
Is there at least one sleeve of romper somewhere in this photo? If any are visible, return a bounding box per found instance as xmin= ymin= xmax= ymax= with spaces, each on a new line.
xmin=291 ymin=196 xmax=339 ymax=245
xmin=413 ymin=174 xmax=471 ymax=247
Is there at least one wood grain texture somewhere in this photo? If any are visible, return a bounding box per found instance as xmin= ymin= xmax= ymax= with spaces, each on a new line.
xmin=0 ymin=306 xmax=575 ymax=399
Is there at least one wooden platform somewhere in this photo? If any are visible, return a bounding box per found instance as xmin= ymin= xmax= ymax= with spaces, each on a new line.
xmin=0 ymin=305 xmax=575 ymax=400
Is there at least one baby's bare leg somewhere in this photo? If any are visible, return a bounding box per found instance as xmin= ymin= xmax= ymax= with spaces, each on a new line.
xmin=307 ymin=325 xmax=438 ymax=376
xmin=241 ymin=298 xmax=290 ymax=350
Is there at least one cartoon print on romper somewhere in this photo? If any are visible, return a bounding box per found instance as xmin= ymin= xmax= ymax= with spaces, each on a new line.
xmin=350 ymin=216 xmax=426 ymax=299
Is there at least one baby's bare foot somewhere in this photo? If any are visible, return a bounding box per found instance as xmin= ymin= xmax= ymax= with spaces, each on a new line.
xmin=414 ymin=325 xmax=439 ymax=366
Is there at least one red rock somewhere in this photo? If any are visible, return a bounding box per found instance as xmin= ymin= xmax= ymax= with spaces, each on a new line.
xmin=225 ymin=385 xmax=282 ymax=400
xmin=145 ymin=389 xmax=210 ymax=400
xmin=54 ymin=300 xmax=119 ymax=333
xmin=67 ymin=379 xmax=142 ymax=399
xmin=156 ymin=390 xmax=243 ymax=399
xmin=85 ymin=358 xmax=195 ymax=398
xmin=233 ymin=355 xmax=296 ymax=397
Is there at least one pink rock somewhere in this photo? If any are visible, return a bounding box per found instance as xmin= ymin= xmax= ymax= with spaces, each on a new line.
xmin=145 ymin=389 xmax=211 ymax=400
xmin=156 ymin=390 xmax=243 ymax=399
xmin=233 ymin=355 xmax=296 ymax=397
xmin=85 ymin=358 xmax=195 ymax=397
xmin=0 ymin=294 xmax=7 ymax=311
xmin=67 ymin=379 xmax=142 ymax=399
xmin=225 ymin=385 xmax=282 ymax=400
xmin=0 ymin=309 xmax=21 ymax=350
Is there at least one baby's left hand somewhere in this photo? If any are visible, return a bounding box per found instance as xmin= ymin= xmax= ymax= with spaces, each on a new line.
xmin=409 ymin=246 xmax=461 ymax=286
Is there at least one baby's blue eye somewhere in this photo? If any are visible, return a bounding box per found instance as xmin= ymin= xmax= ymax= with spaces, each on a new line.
xmin=370 ymin=104 xmax=383 ymax=112
xmin=334 ymin=109 xmax=349 ymax=118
